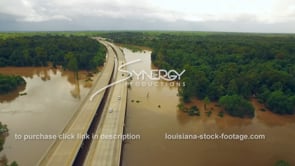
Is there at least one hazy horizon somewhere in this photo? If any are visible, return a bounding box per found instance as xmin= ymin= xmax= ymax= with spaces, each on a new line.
xmin=1 ymin=0 xmax=295 ymax=33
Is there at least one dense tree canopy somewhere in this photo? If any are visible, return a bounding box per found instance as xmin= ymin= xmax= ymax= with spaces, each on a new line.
xmin=219 ymin=95 xmax=255 ymax=118
xmin=0 ymin=35 xmax=106 ymax=70
xmin=103 ymin=32 xmax=295 ymax=116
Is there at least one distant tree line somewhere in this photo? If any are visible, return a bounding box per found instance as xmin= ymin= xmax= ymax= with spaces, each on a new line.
xmin=0 ymin=35 xmax=106 ymax=70
xmin=0 ymin=35 xmax=106 ymax=94
xmin=103 ymin=32 xmax=295 ymax=117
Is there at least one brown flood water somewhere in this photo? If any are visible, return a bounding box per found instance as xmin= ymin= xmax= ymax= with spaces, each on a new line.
xmin=122 ymin=48 xmax=295 ymax=166
xmin=0 ymin=67 xmax=96 ymax=166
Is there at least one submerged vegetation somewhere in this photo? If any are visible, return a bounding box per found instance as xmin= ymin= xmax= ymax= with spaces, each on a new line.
xmin=0 ymin=74 xmax=26 ymax=94
xmin=0 ymin=122 xmax=8 ymax=151
xmin=103 ymin=32 xmax=295 ymax=117
xmin=275 ymin=160 xmax=290 ymax=166
xmin=0 ymin=122 xmax=18 ymax=166
xmin=219 ymin=95 xmax=255 ymax=118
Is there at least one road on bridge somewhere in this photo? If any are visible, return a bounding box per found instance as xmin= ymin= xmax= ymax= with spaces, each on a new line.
xmin=84 ymin=41 xmax=128 ymax=166
xmin=38 ymin=38 xmax=127 ymax=166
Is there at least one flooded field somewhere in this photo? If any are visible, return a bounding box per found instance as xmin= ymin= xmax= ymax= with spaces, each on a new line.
xmin=0 ymin=67 xmax=95 ymax=165
xmin=122 ymin=48 xmax=295 ymax=166
xmin=0 ymin=50 xmax=294 ymax=166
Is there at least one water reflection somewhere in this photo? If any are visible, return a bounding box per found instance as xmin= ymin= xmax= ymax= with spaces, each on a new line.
xmin=0 ymin=85 xmax=26 ymax=103
xmin=0 ymin=67 xmax=53 ymax=79
xmin=70 ymin=73 xmax=81 ymax=99
xmin=0 ymin=67 xmax=93 ymax=103
xmin=0 ymin=67 xmax=93 ymax=166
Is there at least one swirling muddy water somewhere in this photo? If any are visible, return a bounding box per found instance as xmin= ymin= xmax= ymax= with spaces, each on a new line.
xmin=0 ymin=67 xmax=95 ymax=165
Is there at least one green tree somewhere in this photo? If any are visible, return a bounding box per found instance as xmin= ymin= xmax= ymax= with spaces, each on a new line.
xmin=0 ymin=74 xmax=26 ymax=94
xmin=266 ymin=91 xmax=294 ymax=114
xmin=219 ymin=95 xmax=255 ymax=118
xmin=179 ymin=77 xmax=193 ymax=103
xmin=66 ymin=52 xmax=78 ymax=72
xmin=208 ymin=82 xmax=226 ymax=101
xmin=204 ymin=96 xmax=210 ymax=111
xmin=227 ymin=79 xmax=238 ymax=95
xmin=35 ymin=47 xmax=47 ymax=66
xmin=193 ymin=70 xmax=209 ymax=99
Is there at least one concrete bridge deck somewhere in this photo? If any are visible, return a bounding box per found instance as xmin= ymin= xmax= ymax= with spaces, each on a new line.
xmin=38 ymin=38 xmax=127 ymax=166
